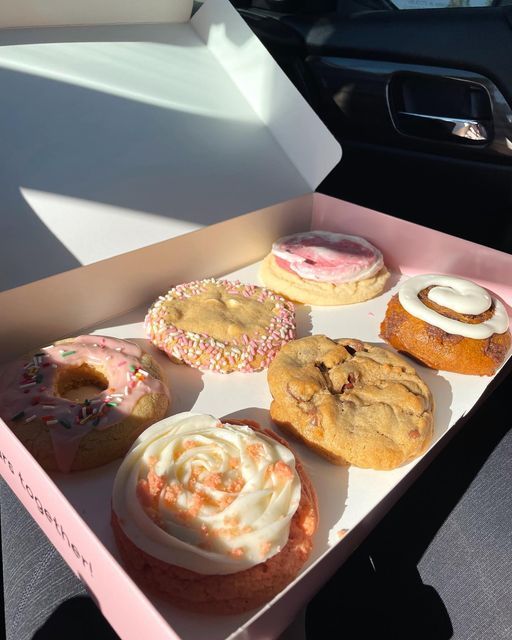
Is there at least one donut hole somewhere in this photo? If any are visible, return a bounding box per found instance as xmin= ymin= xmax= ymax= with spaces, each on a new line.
xmin=56 ymin=364 xmax=109 ymax=403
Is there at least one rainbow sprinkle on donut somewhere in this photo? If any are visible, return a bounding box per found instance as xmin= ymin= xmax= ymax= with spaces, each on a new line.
xmin=145 ymin=278 xmax=296 ymax=373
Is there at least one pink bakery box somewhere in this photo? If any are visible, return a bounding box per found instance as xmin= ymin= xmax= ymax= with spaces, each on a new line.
xmin=1 ymin=2 xmax=512 ymax=640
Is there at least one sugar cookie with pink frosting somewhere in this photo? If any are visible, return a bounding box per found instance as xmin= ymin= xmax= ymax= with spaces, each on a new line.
xmin=145 ymin=278 xmax=296 ymax=373
xmin=111 ymin=412 xmax=318 ymax=614
xmin=0 ymin=335 xmax=170 ymax=472
xmin=260 ymin=230 xmax=389 ymax=305
xmin=381 ymin=274 xmax=511 ymax=375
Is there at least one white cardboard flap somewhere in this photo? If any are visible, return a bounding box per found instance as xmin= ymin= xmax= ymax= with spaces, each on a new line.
xmin=0 ymin=0 xmax=193 ymax=28
xmin=192 ymin=0 xmax=342 ymax=191
xmin=0 ymin=0 xmax=341 ymax=289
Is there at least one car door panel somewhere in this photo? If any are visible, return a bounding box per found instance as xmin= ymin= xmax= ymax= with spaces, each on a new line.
xmin=237 ymin=4 xmax=512 ymax=252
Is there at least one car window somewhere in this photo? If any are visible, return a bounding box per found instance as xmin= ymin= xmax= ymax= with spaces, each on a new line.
xmin=391 ymin=0 xmax=494 ymax=8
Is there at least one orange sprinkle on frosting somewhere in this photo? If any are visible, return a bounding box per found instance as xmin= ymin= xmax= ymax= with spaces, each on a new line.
xmin=247 ymin=443 xmax=265 ymax=461
xmin=218 ymin=495 xmax=236 ymax=510
xmin=271 ymin=460 xmax=294 ymax=480
xmin=188 ymin=493 xmax=204 ymax=518
xmin=163 ymin=483 xmax=182 ymax=507
xmin=228 ymin=457 xmax=240 ymax=469
xmin=147 ymin=466 xmax=166 ymax=495
xmin=203 ymin=472 xmax=223 ymax=489
xmin=224 ymin=473 xmax=245 ymax=493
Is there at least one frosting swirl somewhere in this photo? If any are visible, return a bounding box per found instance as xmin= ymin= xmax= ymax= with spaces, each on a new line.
xmin=112 ymin=413 xmax=302 ymax=575
xmin=399 ymin=275 xmax=509 ymax=339
xmin=272 ymin=231 xmax=384 ymax=283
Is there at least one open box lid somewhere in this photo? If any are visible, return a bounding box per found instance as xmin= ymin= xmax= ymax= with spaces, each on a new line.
xmin=0 ymin=0 xmax=195 ymax=28
xmin=0 ymin=0 xmax=342 ymax=287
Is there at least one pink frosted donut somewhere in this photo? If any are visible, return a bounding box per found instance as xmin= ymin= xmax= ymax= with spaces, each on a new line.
xmin=145 ymin=278 xmax=296 ymax=373
xmin=0 ymin=335 xmax=170 ymax=472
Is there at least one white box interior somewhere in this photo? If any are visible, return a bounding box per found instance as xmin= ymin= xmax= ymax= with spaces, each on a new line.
xmin=0 ymin=0 xmax=340 ymax=291
xmin=51 ymin=257 xmax=504 ymax=640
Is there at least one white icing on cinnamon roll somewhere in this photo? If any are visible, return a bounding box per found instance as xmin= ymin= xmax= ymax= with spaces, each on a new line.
xmin=399 ymin=275 xmax=509 ymax=339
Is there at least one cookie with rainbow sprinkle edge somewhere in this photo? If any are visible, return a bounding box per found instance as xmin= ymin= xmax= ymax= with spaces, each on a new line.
xmin=145 ymin=278 xmax=296 ymax=373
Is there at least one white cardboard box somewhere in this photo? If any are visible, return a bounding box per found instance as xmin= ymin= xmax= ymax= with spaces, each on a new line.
xmin=0 ymin=2 xmax=511 ymax=640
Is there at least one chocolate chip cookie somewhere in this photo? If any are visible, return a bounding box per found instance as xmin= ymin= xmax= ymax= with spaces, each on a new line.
xmin=267 ymin=335 xmax=434 ymax=469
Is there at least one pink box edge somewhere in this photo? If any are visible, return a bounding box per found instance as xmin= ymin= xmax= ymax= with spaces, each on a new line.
xmin=0 ymin=195 xmax=511 ymax=640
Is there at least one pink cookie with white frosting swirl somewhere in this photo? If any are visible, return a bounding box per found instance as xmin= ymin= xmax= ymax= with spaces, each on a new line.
xmin=111 ymin=413 xmax=318 ymax=614
xmin=0 ymin=335 xmax=170 ymax=472
xmin=260 ymin=231 xmax=389 ymax=305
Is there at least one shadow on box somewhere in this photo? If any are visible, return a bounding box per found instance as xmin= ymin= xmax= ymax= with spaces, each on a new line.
xmin=306 ymin=366 xmax=512 ymax=640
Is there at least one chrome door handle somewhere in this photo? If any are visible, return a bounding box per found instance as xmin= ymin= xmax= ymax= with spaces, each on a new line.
xmin=397 ymin=111 xmax=489 ymax=142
